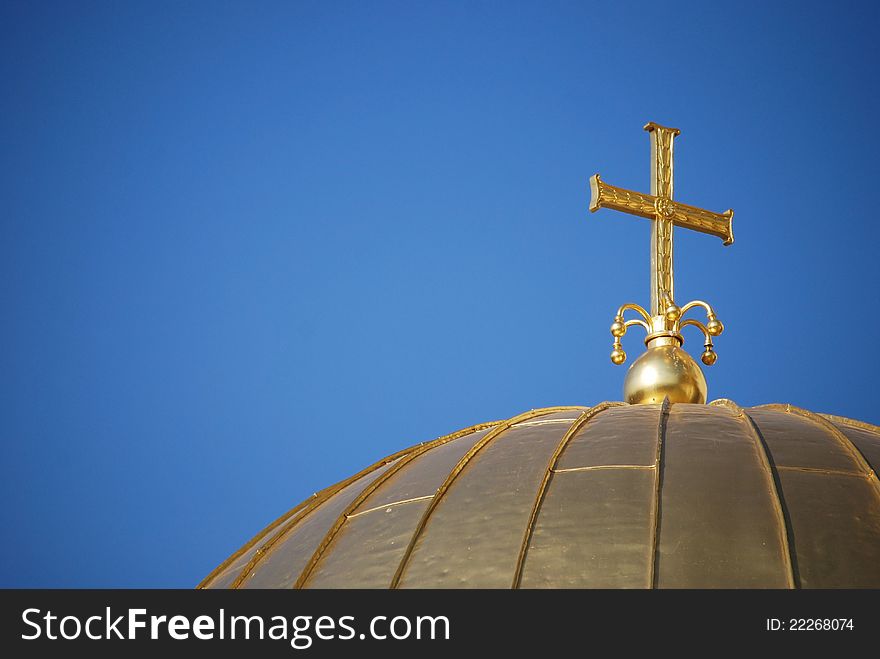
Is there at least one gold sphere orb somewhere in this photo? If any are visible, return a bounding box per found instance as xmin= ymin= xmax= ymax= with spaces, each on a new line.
xmin=610 ymin=347 xmax=626 ymax=365
xmin=664 ymin=305 xmax=681 ymax=322
xmin=610 ymin=321 xmax=626 ymax=338
xmin=623 ymin=345 xmax=707 ymax=404
xmin=707 ymin=319 xmax=724 ymax=336
xmin=701 ymin=349 xmax=718 ymax=366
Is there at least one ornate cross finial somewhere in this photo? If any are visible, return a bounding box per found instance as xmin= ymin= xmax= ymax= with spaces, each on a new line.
xmin=589 ymin=122 xmax=734 ymax=404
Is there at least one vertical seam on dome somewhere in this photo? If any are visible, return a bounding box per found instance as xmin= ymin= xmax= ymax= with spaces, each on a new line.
xmin=818 ymin=413 xmax=880 ymax=435
xmin=201 ymin=442 xmax=419 ymax=590
xmin=757 ymin=404 xmax=880 ymax=485
xmin=771 ymin=404 xmax=880 ymax=497
xmin=712 ymin=399 xmax=798 ymax=589
xmin=197 ymin=495 xmax=320 ymax=589
xmin=648 ymin=397 xmax=670 ymax=589
xmin=226 ymin=420 xmax=501 ymax=589
xmin=744 ymin=412 xmax=799 ymax=588
xmin=292 ymin=421 xmax=503 ymax=589
xmin=511 ymin=402 xmax=626 ymax=589
xmin=228 ymin=451 xmax=418 ymax=589
xmin=761 ymin=404 xmax=880 ymax=588
xmin=388 ymin=406 xmax=586 ymax=589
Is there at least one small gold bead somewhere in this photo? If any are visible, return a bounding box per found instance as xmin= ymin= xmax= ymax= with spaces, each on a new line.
xmin=707 ymin=319 xmax=724 ymax=336
xmin=611 ymin=347 xmax=626 ymax=365
xmin=665 ymin=304 xmax=681 ymax=322
xmin=610 ymin=321 xmax=626 ymax=337
xmin=701 ymin=349 xmax=717 ymax=366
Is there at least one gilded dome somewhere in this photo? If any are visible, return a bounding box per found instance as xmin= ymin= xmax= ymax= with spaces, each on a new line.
xmin=200 ymin=400 xmax=880 ymax=589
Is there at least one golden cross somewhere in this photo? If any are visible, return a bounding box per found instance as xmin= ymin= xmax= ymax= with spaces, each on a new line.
xmin=589 ymin=122 xmax=733 ymax=316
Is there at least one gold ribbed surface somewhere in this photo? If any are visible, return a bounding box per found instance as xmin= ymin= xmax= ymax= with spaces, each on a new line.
xmin=199 ymin=402 xmax=880 ymax=589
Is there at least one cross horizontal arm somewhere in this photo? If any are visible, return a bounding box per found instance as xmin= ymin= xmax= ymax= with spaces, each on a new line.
xmin=589 ymin=174 xmax=655 ymax=219
xmin=670 ymin=200 xmax=734 ymax=246
xmin=589 ymin=175 xmax=734 ymax=245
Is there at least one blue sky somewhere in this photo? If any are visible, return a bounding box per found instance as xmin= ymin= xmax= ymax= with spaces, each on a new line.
xmin=1 ymin=1 xmax=878 ymax=587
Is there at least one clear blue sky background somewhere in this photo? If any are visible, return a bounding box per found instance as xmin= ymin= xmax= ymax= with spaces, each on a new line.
xmin=2 ymin=1 xmax=878 ymax=587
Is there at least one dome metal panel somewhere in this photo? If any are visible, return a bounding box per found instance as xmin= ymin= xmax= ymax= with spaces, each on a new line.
xmin=396 ymin=415 xmax=578 ymax=588
xmin=306 ymin=427 xmax=493 ymax=588
xmin=241 ymin=459 xmax=401 ymax=589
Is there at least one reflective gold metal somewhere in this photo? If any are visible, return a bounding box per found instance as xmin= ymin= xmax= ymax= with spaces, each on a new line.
xmin=623 ymin=345 xmax=707 ymax=404
xmin=591 ymin=122 xmax=733 ymax=402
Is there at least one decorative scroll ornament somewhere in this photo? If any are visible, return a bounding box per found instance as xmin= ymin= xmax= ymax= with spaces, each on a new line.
xmin=590 ymin=122 xmax=734 ymax=404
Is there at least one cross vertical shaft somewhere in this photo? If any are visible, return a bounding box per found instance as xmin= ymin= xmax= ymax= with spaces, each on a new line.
xmin=646 ymin=122 xmax=680 ymax=316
